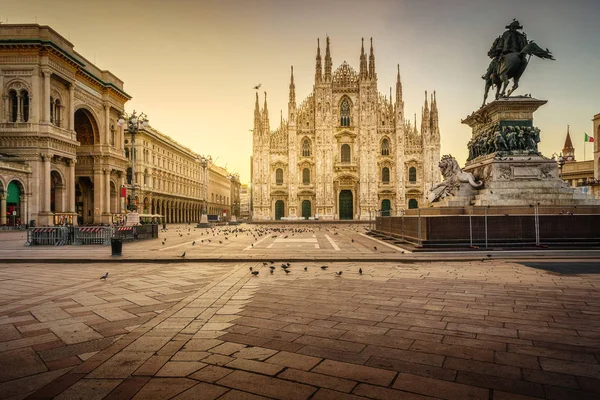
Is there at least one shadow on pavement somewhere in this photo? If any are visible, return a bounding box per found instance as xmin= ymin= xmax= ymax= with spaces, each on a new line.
xmin=519 ymin=261 xmax=600 ymax=274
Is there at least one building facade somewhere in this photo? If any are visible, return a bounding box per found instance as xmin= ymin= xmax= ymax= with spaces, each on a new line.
xmin=0 ymin=24 xmax=234 ymax=226
xmin=124 ymin=125 xmax=206 ymax=224
xmin=239 ymin=183 xmax=250 ymax=220
xmin=207 ymin=164 xmax=232 ymax=219
xmin=559 ymin=124 xmax=600 ymax=199
xmin=0 ymin=24 xmax=129 ymax=226
xmin=251 ymin=37 xmax=440 ymax=220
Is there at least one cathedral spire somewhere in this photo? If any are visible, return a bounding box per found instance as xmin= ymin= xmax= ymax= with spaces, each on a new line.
xmin=359 ymin=38 xmax=368 ymax=80
xmin=324 ymin=36 xmax=332 ymax=81
xmin=421 ymin=91 xmax=430 ymax=134
xmin=563 ymin=125 xmax=575 ymax=160
xmin=254 ymin=91 xmax=261 ymax=133
xmin=396 ymin=64 xmax=403 ymax=105
xmin=315 ymin=38 xmax=322 ymax=83
xmin=368 ymin=37 xmax=376 ymax=80
xmin=263 ymin=91 xmax=270 ymax=133
xmin=289 ymin=65 xmax=296 ymax=107
xmin=430 ymin=91 xmax=438 ymax=132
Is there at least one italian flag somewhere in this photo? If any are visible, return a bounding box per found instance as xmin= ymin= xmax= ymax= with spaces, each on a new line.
xmin=585 ymin=133 xmax=594 ymax=142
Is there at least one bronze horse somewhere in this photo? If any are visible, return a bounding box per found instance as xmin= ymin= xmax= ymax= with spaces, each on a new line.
xmin=482 ymin=39 xmax=554 ymax=107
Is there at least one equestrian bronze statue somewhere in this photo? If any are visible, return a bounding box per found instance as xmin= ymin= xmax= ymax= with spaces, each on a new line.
xmin=482 ymin=20 xmax=554 ymax=107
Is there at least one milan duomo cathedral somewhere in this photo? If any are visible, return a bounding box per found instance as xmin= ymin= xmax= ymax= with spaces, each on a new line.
xmin=251 ymin=38 xmax=441 ymax=220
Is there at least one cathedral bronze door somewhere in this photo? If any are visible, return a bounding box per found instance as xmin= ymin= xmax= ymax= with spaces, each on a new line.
xmin=339 ymin=190 xmax=353 ymax=220
xmin=275 ymin=200 xmax=284 ymax=220
xmin=301 ymin=200 xmax=311 ymax=219
xmin=381 ymin=199 xmax=391 ymax=216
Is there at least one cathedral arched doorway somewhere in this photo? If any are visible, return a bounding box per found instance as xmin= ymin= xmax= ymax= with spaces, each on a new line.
xmin=275 ymin=200 xmax=284 ymax=220
xmin=301 ymin=200 xmax=311 ymax=219
xmin=339 ymin=190 xmax=353 ymax=220
xmin=381 ymin=199 xmax=391 ymax=216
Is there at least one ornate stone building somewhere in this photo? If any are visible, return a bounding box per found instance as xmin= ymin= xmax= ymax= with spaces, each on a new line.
xmin=207 ymin=164 xmax=232 ymax=219
xmin=124 ymin=125 xmax=206 ymax=224
xmin=0 ymin=24 xmax=234 ymax=226
xmin=252 ymin=37 xmax=440 ymax=220
xmin=0 ymin=24 xmax=129 ymax=226
xmin=239 ymin=183 xmax=250 ymax=220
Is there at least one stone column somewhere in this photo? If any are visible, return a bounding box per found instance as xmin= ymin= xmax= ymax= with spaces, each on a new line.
xmin=104 ymin=169 xmax=111 ymax=214
xmin=69 ymin=84 xmax=75 ymax=131
xmin=17 ymin=92 xmax=23 ymax=122
xmin=0 ymin=73 xmax=4 ymax=122
xmin=93 ymin=167 xmax=104 ymax=224
xmin=0 ymin=193 xmax=6 ymax=225
xmin=42 ymin=69 xmax=51 ymax=123
xmin=66 ymin=159 xmax=76 ymax=213
xmin=1 ymin=95 xmax=6 ymax=123
xmin=103 ymin=103 xmax=110 ymax=145
xmin=42 ymin=153 xmax=52 ymax=212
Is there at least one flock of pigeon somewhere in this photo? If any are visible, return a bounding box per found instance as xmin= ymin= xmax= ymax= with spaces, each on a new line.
xmin=159 ymin=224 xmax=373 ymax=258
xmin=248 ymin=261 xmax=364 ymax=277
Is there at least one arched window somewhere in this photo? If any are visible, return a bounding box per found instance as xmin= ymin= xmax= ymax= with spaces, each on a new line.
xmin=8 ymin=90 xmax=18 ymax=122
xmin=50 ymin=96 xmax=54 ymax=124
xmin=125 ymin=148 xmax=130 ymax=159
xmin=276 ymin=168 xmax=283 ymax=184
xmin=144 ymin=169 xmax=148 ymax=185
xmin=381 ymin=138 xmax=390 ymax=156
xmin=408 ymin=199 xmax=419 ymax=209
xmin=126 ymin=167 xmax=133 ymax=185
xmin=341 ymin=144 xmax=351 ymax=163
xmin=54 ymin=99 xmax=61 ymax=127
xmin=382 ymin=167 xmax=390 ymax=183
xmin=340 ymin=98 xmax=351 ymax=127
xmin=409 ymin=167 xmax=417 ymax=183
xmin=302 ymin=168 xmax=310 ymax=184
xmin=302 ymin=139 xmax=311 ymax=157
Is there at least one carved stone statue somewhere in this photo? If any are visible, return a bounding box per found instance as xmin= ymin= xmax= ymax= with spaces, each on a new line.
xmin=428 ymin=155 xmax=483 ymax=203
xmin=482 ymin=19 xmax=554 ymax=107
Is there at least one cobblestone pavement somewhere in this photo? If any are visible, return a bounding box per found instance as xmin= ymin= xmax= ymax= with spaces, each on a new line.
xmin=0 ymin=225 xmax=599 ymax=399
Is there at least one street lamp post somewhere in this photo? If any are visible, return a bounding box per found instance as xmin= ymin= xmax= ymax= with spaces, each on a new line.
xmin=552 ymin=152 xmax=566 ymax=179
xmin=198 ymin=155 xmax=212 ymax=227
xmin=118 ymin=110 xmax=149 ymax=225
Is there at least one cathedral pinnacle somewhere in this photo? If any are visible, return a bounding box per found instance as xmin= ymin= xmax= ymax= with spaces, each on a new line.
xmin=396 ymin=64 xmax=403 ymax=105
xmin=324 ymin=36 xmax=332 ymax=81
xmin=368 ymin=37 xmax=376 ymax=79
xmin=359 ymin=38 xmax=368 ymax=80
xmin=289 ymin=65 xmax=296 ymax=106
xmin=422 ymin=91 xmax=430 ymax=134
xmin=315 ymin=38 xmax=322 ymax=83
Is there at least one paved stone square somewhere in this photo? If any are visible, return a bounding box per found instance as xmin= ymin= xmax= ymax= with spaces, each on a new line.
xmin=0 ymin=225 xmax=599 ymax=399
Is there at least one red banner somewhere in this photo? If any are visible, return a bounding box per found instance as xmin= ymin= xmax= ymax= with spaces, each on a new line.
xmin=121 ymin=187 xmax=127 ymax=198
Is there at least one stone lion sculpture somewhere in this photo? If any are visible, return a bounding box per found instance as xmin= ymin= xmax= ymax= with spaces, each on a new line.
xmin=428 ymin=155 xmax=483 ymax=203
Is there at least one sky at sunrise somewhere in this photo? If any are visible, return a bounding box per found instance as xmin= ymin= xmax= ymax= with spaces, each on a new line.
xmin=2 ymin=0 xmax=599 ymax=183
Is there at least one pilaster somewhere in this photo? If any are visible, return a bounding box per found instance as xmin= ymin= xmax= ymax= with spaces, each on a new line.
xmin=42 ymin=68 xmax=51 ymax=123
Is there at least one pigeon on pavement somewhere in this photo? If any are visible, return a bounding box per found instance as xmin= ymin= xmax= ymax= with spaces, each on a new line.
xmin=100 ymin=272 xmax=108 ymax=280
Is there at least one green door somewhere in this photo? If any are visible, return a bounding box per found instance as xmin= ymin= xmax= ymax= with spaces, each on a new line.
xmin=275 ymin=200 xmax=284 ymax=220
xmin=301 ymin=200 xmax=311 ymax=219
xmin=408 ymin=199 xmax=419 ymax=209
xmin=381 ymin=199 xmax=391 ymax=216
xmin=339 ymin=190 xmax=353 ymax=220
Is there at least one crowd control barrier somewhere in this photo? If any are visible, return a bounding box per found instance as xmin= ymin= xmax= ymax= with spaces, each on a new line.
xmin=73 ymin=227 xmax=113 ymax=245
xmin=26 ymin=227 xmax=71 ymax=246
xmin=114 ymin=226 xmax=135 ymax=241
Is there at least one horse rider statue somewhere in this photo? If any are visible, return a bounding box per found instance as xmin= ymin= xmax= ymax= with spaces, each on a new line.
xmin=482 ymin=19 xmax=554 ymax=107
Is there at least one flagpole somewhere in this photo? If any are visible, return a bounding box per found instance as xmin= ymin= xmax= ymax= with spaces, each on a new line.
xmin=584 ymin=136 xmax=586 ymax=161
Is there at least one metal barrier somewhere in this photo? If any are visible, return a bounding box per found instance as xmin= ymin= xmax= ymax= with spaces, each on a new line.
xmin=26 ymin=227 xmax=71 ymax=246
xmin=73 ymin=227 xmax=113 ymax=245
xmin=114 ymin=226 xmax=135 ymax=241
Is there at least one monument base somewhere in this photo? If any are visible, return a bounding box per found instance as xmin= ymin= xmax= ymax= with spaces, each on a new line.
xmin=463 ymin=155 xmax=600 ymax=207
xmin=197 ymin=214 xmax=210 ymax=228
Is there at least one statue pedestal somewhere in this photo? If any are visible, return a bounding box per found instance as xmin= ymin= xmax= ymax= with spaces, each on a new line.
xmin=197 ymin=214 xmax=210 ymax=228
xmin=459 ymin=97 xmax=600 ymax=207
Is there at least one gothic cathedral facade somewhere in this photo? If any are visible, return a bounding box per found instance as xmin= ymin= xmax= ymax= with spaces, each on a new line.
xmin=251 ymin=38 xmax=440 ymax=220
